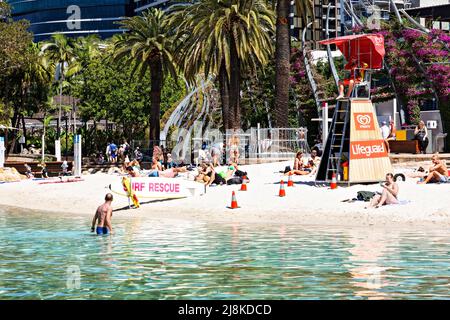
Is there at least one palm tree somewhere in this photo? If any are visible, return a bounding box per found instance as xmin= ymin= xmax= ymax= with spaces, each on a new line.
xmin=41 ymin=34 xmax=78 ymax=141
xmin=21 ymin=43 xmax=53 ymax=145
xmin=112 ymin=8 xmax=177 ymax=148
xmin=274 ymin=0 xmax=312 ymax=128
xmin=170 ymin=0 xmax=275 ymax=130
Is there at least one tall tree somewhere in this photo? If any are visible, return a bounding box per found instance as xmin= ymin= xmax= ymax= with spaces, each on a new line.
xmin=170 ymin=0 xmax=275 ymax=130
xmin=274 ymin=0 xmax=312 ymax=127
xmin=1 ymin=3 xmax=52 ymax=152
xmin=41 ymin=34 xmax=78 ymax=138
xmin=112 ymin=8 xmax=178 ymax=148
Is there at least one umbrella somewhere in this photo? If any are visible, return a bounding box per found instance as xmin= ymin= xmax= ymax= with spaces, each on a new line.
xmin=319 ymin=34 xmax=385 ymax=70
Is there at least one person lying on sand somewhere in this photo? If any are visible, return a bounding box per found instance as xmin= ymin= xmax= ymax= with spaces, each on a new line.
xmin=285 ymin=151 xmax=309 ymax=176
xmin=91 ymin=193 xmax=113 ymax=235
xmin=366 ymin=173 xmax=399 ymax=209
xmin=417 ymin=153 xmax=448 ymax=184
xmin=158 ymin=167 xmax=187 ymax=178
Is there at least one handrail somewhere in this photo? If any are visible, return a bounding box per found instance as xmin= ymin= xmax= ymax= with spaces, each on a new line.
xmin=302 ymin=22 xmax=322 ymax=112
xmin=326 ymin=3 xmax=340 ymax=91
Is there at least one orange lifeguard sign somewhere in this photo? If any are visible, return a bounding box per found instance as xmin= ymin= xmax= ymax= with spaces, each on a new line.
xmin=316 ymin=34 xmax=392 ymax=184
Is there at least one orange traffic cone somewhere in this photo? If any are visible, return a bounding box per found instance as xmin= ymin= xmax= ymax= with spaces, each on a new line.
xmin=279 ymin=180 xmax=286 ymax=197
xmin=287 ymin=172 xmax=294 ymax=187
xmin=228 ymin=191 xmax=239 ymax=209
xmin=240 ymin=180 xmax=247 ymax=191
xmin=330 ymin=173 xmax=337 ymax=190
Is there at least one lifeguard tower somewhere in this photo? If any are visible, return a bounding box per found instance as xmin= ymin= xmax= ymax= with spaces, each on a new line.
xmin=316 ymin=34 xmax=393 ymax=184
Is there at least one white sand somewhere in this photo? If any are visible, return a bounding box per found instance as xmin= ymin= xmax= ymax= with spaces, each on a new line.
xmin=1 ymin=161 xmax=449 ymax=227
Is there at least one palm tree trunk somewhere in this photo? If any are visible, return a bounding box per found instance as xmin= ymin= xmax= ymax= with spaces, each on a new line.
xmin=274 ymin=0 xmax=291 ymax=128
xmin=218 ymin=63 xmax=231 ymax=130
xmin=149 ymin=57 xmax=163 ymax=154
xmin=229 ymin=38 xmax=241 ymax=129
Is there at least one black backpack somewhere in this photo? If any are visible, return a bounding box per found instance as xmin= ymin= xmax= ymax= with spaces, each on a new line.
xmin=227 ymin=177 xmax=243 ymax=185
xmin=357 ymin=191 xmax=376 ymax=202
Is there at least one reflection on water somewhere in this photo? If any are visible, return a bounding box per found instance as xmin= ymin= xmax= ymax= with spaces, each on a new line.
xmin=0 ymin=207 xmax=449 ymax=300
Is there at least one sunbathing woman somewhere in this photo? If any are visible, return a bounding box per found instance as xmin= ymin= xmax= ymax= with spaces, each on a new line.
xmin=195 ymin=163 xmax=218 ymax=186
xmin=229 ymin=132 xmax=240 ymax=164
xmin=367 ymin=173 xmax=399 ymax=208
xmin=285 ymin=151 xmax=309 ymax=176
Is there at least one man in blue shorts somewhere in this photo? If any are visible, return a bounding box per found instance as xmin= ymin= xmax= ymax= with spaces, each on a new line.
xmin=91 ymin=193 xmax=114 ymax=235
xmin=109 ymin=142 xmax=118 ymax=163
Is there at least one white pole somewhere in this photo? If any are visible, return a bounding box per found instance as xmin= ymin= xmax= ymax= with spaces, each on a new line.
xmin=393 ymin=98 xmax=397 ymax=127
xmin=0 ymin=136 xmax=5 ymax=168
xmin=322 ymin=102 xmax=329 ymax=145
xmin=73 ymin=134 xmax=82 ymax=177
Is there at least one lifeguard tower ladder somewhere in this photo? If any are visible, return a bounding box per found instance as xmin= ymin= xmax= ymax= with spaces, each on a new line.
xmin=316 ymin=34 xmax=393 ymax=185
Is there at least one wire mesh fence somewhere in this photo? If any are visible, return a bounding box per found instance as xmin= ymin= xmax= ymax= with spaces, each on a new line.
xmin=131 ymin=127 xmax=310 ymax=165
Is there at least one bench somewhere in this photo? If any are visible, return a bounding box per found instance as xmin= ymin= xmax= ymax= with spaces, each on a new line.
xmin=388 ymin=140 xmax=419 ymax=154
xmin=4 ymin=161 xmax=74 ymax=177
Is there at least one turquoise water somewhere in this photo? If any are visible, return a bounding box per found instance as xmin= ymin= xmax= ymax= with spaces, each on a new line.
xmin=0 ymin=207 xmax=449 ymax=300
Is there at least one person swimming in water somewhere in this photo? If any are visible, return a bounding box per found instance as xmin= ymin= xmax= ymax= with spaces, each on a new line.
xmin=91 ymin=193 xmax=114 ymax=235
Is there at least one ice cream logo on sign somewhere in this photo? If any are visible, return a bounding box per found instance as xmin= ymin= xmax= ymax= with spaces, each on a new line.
xmin=350 ymin=140 xmax=388 ymax=160
xmin=354 ymin=113 xmax=375 ymax=130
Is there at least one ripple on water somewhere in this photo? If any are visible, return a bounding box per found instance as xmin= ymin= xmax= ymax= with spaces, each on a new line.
xmin=0 ymin=208 xmax=449 ymax=299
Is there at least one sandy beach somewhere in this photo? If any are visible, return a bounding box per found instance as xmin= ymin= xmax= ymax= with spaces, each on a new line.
xmin=1 ymin=160 xmax=450 ymax=227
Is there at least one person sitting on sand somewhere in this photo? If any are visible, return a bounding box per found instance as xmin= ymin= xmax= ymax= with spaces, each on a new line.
xmin=24 ymin=163 xmax=34 ymax=179
xmin=91 ymin=193 xmax=113 ymax=235
xmin=38 ymin=162 xmax=49 ymax=179
xmin=195 ymin=163 xmax=214 ymax=186
xmin=151 ymin=157 xmax=163 ymax=171
xmin=285 ymin=151 xmax=309 ymax=176
xmin=166 ymin=153 xmax=176 ymax=169
xmin=418 ymin=153 xmax=448 ymax=184
xmin=366 ymin=173 xmax=399 ymax=208
xmin=306 ymin=150 xmax=321 ymax=176
xmin=61 ymin=160 xmax=69 ymax=176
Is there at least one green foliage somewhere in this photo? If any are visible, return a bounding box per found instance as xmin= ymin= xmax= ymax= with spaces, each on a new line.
xmin=170 ymin=0 xmax=276 ymax=82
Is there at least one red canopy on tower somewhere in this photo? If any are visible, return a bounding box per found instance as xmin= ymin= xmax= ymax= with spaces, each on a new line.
xmin=319 ymin=34 xmax=385 ymax=70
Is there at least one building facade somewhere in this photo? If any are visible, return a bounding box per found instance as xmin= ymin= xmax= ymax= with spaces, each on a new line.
xmin=291 ymin=0 xmax=342 ymax=49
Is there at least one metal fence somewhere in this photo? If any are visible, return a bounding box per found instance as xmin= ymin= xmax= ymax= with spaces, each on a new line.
xmin=132 ymin=127 xmax=310 ymax=165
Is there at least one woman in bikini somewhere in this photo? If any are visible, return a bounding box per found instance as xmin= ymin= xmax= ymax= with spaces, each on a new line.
xmin=285 ymin=151 xmax=309 ymax=176
xmin=367 ymin=173 xmax=399 ymax=208
xmin=229 ymin=133 xmax=240 ymax=164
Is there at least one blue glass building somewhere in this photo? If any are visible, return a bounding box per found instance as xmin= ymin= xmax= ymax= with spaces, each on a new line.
xmin=6 ymin=1 xmax=193 ymax=41
xmin=5 ymin=0 xmax=162 ymax=41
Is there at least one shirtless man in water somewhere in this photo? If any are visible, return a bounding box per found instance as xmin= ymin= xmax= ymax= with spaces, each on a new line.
xmin=418 ymin=153 xmax=449 ymax=184
xmin=91 ymin=193 xmax=113 ymax=235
